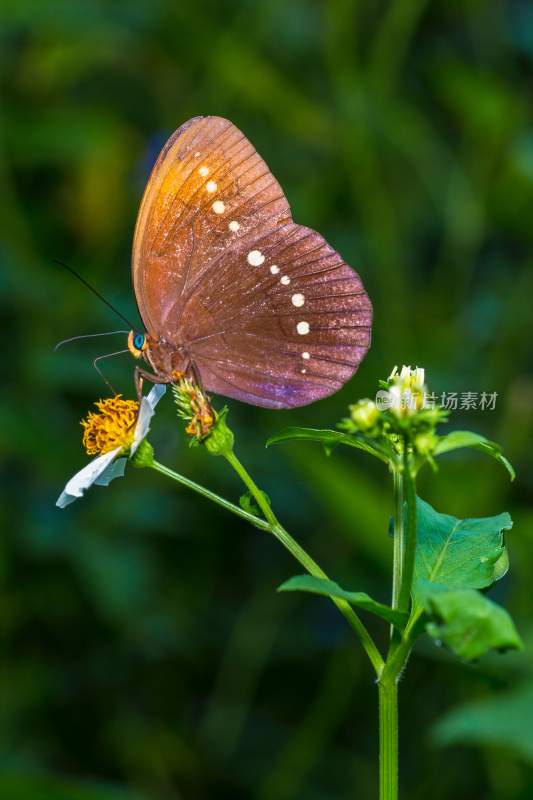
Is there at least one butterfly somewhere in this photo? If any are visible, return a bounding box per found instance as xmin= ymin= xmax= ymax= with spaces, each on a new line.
xmin=127 ymin=116 xmax=372 ymax=409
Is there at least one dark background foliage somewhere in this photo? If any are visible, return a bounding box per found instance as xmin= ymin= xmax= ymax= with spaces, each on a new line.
xmin=1 ymin=1 xmax=532 ymax=798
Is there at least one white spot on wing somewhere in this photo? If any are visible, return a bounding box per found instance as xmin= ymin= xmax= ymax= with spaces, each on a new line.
xmin=206 ymin=180 xmax=217 ymax=193
xmin=297 ymin=321 xmax=310 ymax=335
xmin=301 ymin=368 xmax=307 ymax=374
xmin=199 ymin=166 xmax=209 ymax=176
xmin=194 ymin=151 xmax=201 ymax=157
xmin=229 ymin=220 xmax=240 ymax=231
xmin=212 ymin=200 xmax=225 ymax=214
xmin=291 ymin=293 xmax=305 ymax=307
xmin=247 ymin=250 xmax=265 ymax=266
xmin=270 ymin=265 xmax=279 ymax=275
xmin=280 ymin=275 xmax=290 ymax=285
xmin=302 ymin=351 xmax=310 ymax=360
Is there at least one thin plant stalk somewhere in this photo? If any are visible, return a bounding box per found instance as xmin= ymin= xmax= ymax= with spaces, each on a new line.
xmin=150 ymin=460 xmax=270 ymax=531
xmin=391 ymin=465 xmax=404 ymax=610
xmin=151 ymin=448 xmax=415 ymax=798
xmin=379 ymin=444 xmax=418 ymax=800
xmin=379 ymin=680 xmax=398 ymax=800
xmin=150 ymin=452 xmax=384 ymax=675
xmin=150 ymin=439 xmax=421 ymax=798
xmin=224 ymin=449 xmax=384 ymax=674
xmin=397 ymin=441 xmax=417 ymax=616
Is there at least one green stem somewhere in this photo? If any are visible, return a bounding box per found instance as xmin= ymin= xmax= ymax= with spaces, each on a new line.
xmin=381 ymin=442 xmax=418 ymax=798
xmin=383 ymin=609 xmax=422 ymax=681
xmin=378 ymin=608 xmax=421 ymax=800
xmin=150 ymin=453 xmax=383 ymax=674
xmin=225 ymin=450 xmax=279 ymax=528
xmin=224 ymin=450 xmax=384 ymax=675
xmin=397 ymin=442 xmax=417 ymax=615
xmin=150 ymin=460 xmax=270 ymax=532
xmin=379 ymin=680 xmax=398 ymax=800
xmin=391 ymin=465 xmax=404 ymax=610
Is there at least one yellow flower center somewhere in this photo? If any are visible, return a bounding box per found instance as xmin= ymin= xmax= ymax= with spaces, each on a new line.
xmin=81 ymin=395 xmax=140 ymax=455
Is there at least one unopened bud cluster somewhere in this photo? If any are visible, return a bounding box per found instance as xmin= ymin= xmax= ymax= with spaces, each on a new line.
xmin=340 ymin=366 xmax=447 ymax=458
xmin=348 ymin=398 xmax=380 ymax=433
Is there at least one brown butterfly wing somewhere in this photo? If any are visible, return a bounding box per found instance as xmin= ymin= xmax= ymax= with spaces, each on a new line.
xmin=180 ymin=222 xmax=371 ymax=408
xmin=132 ymin=116 xmax=290 ymax=337
xmin=132 ymin=116 xmax=372 ymax=408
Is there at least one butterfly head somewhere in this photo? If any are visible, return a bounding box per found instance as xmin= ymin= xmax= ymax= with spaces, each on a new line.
xmin=127 ymin=330 xmax=149 ymax=359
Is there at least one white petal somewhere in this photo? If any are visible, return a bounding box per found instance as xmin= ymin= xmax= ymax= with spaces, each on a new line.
xmin=94 ymin=457 xmax=127 ymax=486
xmin=147 ymin=383 xmax=167 ymax=410
xmin=388 ymin=385 xmax=402 ymax=412
xmin=56 ymin=447 xmax=122 ymax=508
xmin=131 ymin=383 xmax=166 ymax=455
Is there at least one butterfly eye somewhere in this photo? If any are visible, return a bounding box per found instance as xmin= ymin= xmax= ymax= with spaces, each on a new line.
xmin=128 ymin=330 xmax=147 ymax=357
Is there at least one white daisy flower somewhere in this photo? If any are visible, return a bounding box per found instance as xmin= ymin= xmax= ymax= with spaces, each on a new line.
xmin=56 ymin=384 xmax=166 ymax=508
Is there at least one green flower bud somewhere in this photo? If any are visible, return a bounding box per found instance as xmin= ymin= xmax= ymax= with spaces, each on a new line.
xmin=414 ymin=431 xmax=438 ymax=456
xmin=349 ymin=399 xmax=380 ymax=431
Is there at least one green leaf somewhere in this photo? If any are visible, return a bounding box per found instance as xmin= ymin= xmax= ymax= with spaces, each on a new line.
xmin=266 ymin=427 xmax=388 ymax=463
xmin=432 ymin=681 xmax=533 ymax=762
xmin=239 ymin=490 xmax=270 ymax=517
xmin=422 ymin=587 xmax=522 ymax=660
xmin=278 ymin=575 xmax=407 ymax=627
xmin=434 ymin=430 xmax=515 ymax=480
xmin=413 ymin=497 xmax=512 ymax=601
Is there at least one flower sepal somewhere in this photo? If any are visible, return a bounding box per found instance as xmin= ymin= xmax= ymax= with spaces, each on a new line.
xmin=130 ymin=439 xmax=155 ymax=469
xmin=204 ymin=407 xmax=235 ymax=457
xmin=172 ymin=379 xmax=234 ymax=456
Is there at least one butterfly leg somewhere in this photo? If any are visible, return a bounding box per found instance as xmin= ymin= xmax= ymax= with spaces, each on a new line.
xmin=183 ymin=358 xmax=217 ymax=421
xmin=134 ymin=365 xmax=173 ymax=401
xmin=182 ymin=357 xmax=214 ymax=407
xmin=187 ymin=360 xmax=203 ymax=390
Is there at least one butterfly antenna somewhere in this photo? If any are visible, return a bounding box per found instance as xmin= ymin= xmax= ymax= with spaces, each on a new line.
xmin=54 ymin=259 xmax=136 ymax=329
xmin=54 ymin=331 xmax=129 ymax=352
xmin=93 ymin=349 xmax=130 ymax=395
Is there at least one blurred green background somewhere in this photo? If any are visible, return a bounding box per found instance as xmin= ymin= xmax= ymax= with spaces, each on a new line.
xmin=1 ymin=1 xmax=533 ymax=798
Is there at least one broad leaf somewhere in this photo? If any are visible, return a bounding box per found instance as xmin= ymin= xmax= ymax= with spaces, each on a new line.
xmin=434 ymin=430 xmax=515 ymax=480
xmin=413 ymin=498 xmax=512 ymax=602
xmin=278 ymin=574 xmax=407 ymax=627
xmin=433 ymin=680 xmax=533 ymax=761
xmin=266 ymin=427 xmax=388 ymax=463
xmin=422 ymin=586 xmax=522 ymax=660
